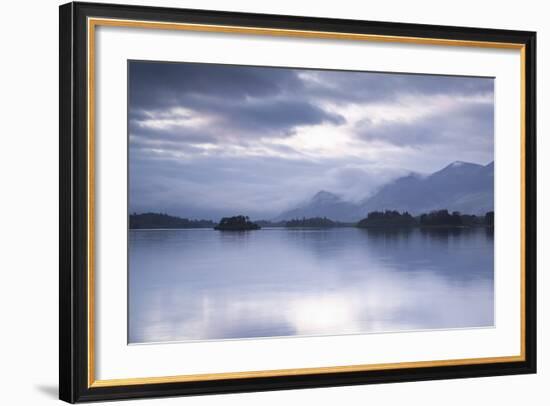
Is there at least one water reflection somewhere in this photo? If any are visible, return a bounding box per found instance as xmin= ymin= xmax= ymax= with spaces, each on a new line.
xmin=129 ymin=227 xmax=494 ymax=343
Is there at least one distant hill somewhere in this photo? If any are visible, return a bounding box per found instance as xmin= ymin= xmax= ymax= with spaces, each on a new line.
xmin=129 ymin=213 xmax=215 ymax=229
xmin=357 ymin=161 xmax=494 ymax=218
xmin=275 ymin=161 xmax=494 ymax=222
xmin=274 ymin=191 xmax=358 ymax=222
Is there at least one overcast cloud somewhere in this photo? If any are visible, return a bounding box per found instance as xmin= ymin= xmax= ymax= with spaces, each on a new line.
xmin=129 ymin=61 xmax=494 ymax=220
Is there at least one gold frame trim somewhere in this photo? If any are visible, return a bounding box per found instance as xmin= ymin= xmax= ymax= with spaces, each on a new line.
xmin=87 ymin=17 xmax=527 ymax=388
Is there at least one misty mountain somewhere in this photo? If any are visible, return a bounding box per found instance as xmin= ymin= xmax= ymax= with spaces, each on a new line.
xmin=274 ymin=191 xmax=359 ymax=222
xmin=275 ymin=161 xmax=494 ymax=222
xmin=357 ymin=161 xmax=494 ymax=218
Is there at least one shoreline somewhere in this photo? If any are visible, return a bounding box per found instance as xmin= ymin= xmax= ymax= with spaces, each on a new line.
xmin=129 ymin=225 xmax=494 ymax=231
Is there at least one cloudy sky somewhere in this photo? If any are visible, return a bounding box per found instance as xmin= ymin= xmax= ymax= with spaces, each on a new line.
xmin=128 ymin=61 xmax=494 ymax=220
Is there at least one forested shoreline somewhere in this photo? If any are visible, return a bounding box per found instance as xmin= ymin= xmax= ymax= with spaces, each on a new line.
xmin=129 ymin=212 xmax=215 ymax=229
xmin=130 ymin=210 xmax=494 ymax=230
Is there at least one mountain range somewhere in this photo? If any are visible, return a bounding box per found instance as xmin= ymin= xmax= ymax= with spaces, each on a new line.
xmin=275 ymin=161 xmax=494 ymax=222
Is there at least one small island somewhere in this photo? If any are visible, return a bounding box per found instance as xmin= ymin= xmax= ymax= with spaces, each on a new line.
xmin=214 ymin=215 xmax=261 ymax=231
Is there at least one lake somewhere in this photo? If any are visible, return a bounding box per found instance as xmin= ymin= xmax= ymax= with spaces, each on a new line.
xmin=129 ymin=227 xmax=494 ymax=344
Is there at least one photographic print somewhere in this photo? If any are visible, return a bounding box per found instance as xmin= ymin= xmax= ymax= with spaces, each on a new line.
xmin=128 ymin=61 xmax=495 ymax=344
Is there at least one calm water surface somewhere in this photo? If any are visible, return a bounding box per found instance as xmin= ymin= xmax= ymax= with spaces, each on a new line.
xmin=129 ymin=227 xmax=494 ymax=343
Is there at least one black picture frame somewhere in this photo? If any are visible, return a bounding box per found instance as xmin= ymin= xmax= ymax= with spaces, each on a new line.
xmin=60 ymin=1 xmax=536 ymax=403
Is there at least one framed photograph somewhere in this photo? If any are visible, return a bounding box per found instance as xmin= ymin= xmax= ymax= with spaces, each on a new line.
xmin=59 ymin=2 xmax=536 ymax=403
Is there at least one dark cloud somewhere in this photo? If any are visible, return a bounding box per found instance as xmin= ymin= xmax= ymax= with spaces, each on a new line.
xmin=293 ymin=70 xmax=494 ymax=104
xmin=130 ymin=61 xmax=493 ymax=111
xmin=129 ymin=62 xmax=345 ymax=141
xmin=129 ymin=61 xmax=300 ymax=98
xmin=358 ymin=102 xmax=494 ymax=147
xmin=200 ymin=97 xmax=345 ymax=133
xmin=129 ymin=61 xmax=303 ymax=109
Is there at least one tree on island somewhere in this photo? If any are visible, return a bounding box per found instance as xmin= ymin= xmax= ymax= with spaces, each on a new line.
xmin=214 ymin=215 xmax=261 ymax=231
xmin=357 ymin=210 xmax=416 ymax=228
xmin=285 ymin=217 xmax=337 ymax=228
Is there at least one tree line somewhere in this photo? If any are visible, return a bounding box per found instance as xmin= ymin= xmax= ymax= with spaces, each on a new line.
xmin=358 ymin=209 xmax=494 ymax=228
xmin=285 ymin=217 xmax=337 ymax=228
xmin=130 ymin=210 xmax=495 ymax=230
xmin=129 ymin=212 xmax=215 ymax=229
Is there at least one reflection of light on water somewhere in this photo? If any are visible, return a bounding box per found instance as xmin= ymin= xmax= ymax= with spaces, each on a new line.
xmin=129 ymin=228 xmax=494 ymax=343
xmin=281 ymin=271 xmax=489 ymax=337
xmin=285 ymin=273 xmax=408 ymax=335
xmin=135 ymin=270 xmax=493 ymax=343
xmin=288 ymin=294 xmax=360 ymax=335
